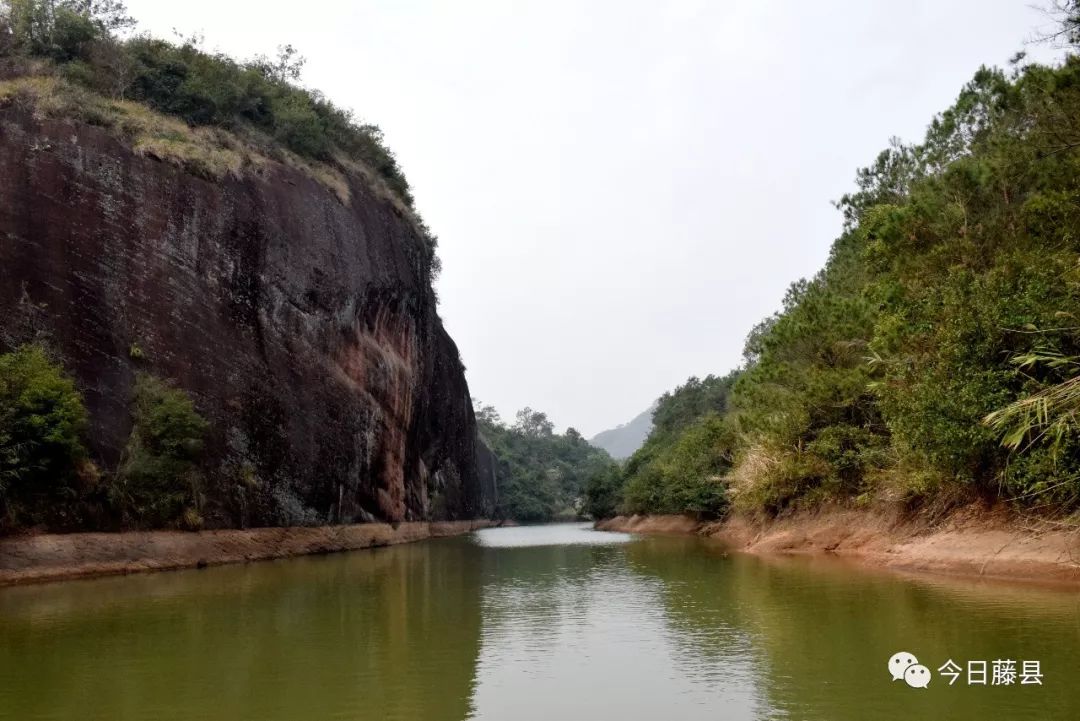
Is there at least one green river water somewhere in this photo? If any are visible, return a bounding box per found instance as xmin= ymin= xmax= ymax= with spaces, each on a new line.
xmin=1 ymin=523 xmax=1078 ymax=720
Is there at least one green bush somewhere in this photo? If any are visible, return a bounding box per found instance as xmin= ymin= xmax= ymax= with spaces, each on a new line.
xmin=115 ymin=374 xmax=208 ymax=528
xmin=269 ymin=89 xmax=329 ymax=158
xmin=0 ymin=344 xmax=89 ymax=526
xmin=87 ymin=32 xmax=415 ymax=203
xmin=583 ymin=465 xmax=623 ymax=519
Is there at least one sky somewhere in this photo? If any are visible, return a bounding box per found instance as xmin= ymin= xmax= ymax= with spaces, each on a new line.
xmin=126 ymin=0 xmax=1066 ymax=437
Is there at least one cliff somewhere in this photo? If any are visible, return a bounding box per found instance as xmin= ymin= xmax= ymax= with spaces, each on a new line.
xmin=0 ymin=100 xmax=496 ymax=527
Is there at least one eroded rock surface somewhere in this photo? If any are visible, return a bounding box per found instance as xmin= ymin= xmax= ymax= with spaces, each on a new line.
xmin=0 ymin=107 xmax=495 ymax=526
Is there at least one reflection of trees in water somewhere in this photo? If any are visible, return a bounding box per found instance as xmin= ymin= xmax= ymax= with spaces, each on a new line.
xmin=625 ymin=537 xmax=1080 ymax=721
xmin=0 ymin=539 xmax=486 ymax=721
xmin=469 ymin=541 xmax=712 ymax=721
xmin=475 ymin=544 xmax=629 ymax=655
xmin=468 ymin=535 xmax=778 ymax=720
xmin=621 ymin=537 xmax=772 ymax=716
xmin=6 ymin=534 xmax=1079 ymax=721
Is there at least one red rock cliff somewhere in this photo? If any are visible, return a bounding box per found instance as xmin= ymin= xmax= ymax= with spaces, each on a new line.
xmin=0 ymin=106 xmax=496 ymax=526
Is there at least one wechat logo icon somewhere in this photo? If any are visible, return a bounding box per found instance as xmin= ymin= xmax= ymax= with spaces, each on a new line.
xmin=889 ymin=651 xmax=931 ymax=688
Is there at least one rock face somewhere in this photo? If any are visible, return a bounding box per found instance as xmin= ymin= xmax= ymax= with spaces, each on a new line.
xmin=0 ymin=107 xmax=496 ymax=526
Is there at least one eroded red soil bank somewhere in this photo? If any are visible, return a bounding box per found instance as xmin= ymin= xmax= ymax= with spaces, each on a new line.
xmin=597 ymin=508 xmax=1080 ymax=584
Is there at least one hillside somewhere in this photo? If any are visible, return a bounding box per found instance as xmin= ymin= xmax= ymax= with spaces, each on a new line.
xmin=588 ymin=404 xmax=655 ymax=460
xmin=602 ymin=51 xmax=1080 ymax=523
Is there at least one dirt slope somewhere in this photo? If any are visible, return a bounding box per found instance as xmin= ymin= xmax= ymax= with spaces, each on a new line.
xmin=597 ymin=507 xmax=1080 ymax=583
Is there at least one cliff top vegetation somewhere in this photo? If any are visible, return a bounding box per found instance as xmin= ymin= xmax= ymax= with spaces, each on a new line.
xmin=0 ymin=0 xmax=440 ymax=274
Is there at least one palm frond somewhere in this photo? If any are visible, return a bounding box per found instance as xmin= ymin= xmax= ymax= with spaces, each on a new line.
xmin=984 ymin=374 xmax=1080 ymax=453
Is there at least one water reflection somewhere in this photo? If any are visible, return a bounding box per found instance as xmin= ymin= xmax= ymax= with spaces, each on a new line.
xmin=623 ymin=534 xmax=1080 ymax=721
xmin=473 ymin=522 xmax=633 ymax=548
xmin=466 ymin=525 xmax=767 ymax=720
xmin=0 ymin=541 xmax=484 ymax=721
xmin=1 ymin=525 xmax=1077 ymax=721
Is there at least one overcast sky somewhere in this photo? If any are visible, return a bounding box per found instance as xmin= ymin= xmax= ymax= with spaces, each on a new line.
xmin=127 ymin=0 xmax=1064 ymax=437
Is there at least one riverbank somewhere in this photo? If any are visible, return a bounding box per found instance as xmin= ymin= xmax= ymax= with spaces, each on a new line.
xmin=596 ymin=506 xmax=1080 ymax=583
xmin=0 ymin=520 xmax=498 ymax=586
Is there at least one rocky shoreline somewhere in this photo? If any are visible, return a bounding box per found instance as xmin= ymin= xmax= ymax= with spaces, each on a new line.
xmin=0 ymin=520 xmax=497 ymax=586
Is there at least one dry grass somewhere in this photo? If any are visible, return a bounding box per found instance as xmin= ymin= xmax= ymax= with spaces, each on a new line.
xmin=0 ymin=74 xmax=368 ymax=206
xmin=726 ymin=441 xmax=833 ymax=516
xmin=726 ymin=442 xmax=782 ymax=515
xmin=336 ymin=153 xmax=417 ymax=219
xmin=0 ymin=75 xmax=246 ymax=179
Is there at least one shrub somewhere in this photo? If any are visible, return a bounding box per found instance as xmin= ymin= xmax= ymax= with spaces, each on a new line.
xmin=269 ymin=89 xmax=329 ymax=158
xmin=583 ymin=465 xmax=623 ymax=519
xmin=115 ymin=373 xmax=208 ymax=528
xmin=0 ymin=344 xmax=88 ymax=526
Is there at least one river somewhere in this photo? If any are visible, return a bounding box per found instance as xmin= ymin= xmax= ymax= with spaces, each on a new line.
xmin=1 ymin=523 xmax=1077 ymax=720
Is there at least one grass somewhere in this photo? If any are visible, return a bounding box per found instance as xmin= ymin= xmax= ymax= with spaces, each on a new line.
xmin=0 ymin=75 xmax=244 ymax=178
xmin=0 ymin=72 xmax=412 ymax=209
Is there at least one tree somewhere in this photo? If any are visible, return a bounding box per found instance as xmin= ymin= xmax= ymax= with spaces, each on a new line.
xmin=473 ymin=399 xmax=502 ymax=427
xmin=476 ymin=403 xmax=617 ymax=522
xmin=514 ymin=407 xmax=554 ymax=437
xmin=253 ymin=43 xmax=306 ymax=83
xmin=621 ymin=413 xmax=734 ymax=518
xmin=66 ymin=0 xmax=133 ymax=31
xmin=583 ymin=465 xmax=622 ymax=519
xmin=1 ymin=0 xmax=133 ymax=60
xmin=1037 ymin=1 xmax=1080 ymax=47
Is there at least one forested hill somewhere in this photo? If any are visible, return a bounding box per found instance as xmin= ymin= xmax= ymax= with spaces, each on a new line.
xmin=475 ymin=404 xmax=618 ymax=522
xmin=592 ymin=27 xmax=1080 ymax=522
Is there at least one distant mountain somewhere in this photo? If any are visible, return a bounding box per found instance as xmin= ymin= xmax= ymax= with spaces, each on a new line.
xmin=589 ymin=404 xmax=656 ymax=460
